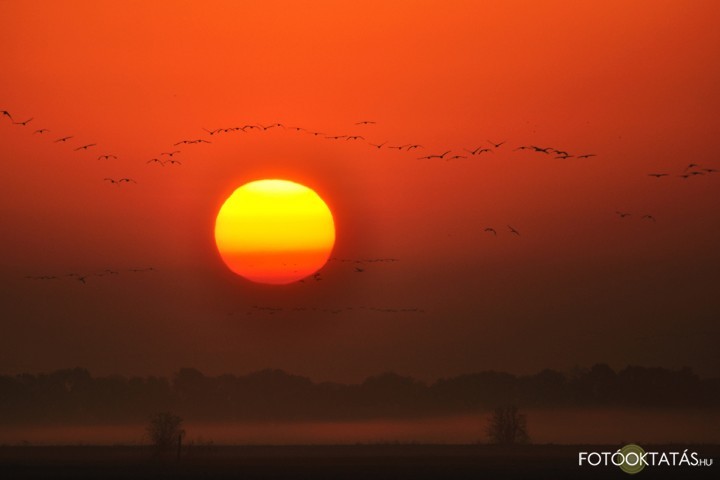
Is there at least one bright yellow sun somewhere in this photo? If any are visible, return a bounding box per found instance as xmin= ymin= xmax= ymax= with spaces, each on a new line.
xmin=214 ymin=179 xmax=335 ymax=284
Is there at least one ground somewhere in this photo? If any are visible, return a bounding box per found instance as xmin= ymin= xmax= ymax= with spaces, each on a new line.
xmin=0 ymin=444 xmax=717 ymax=479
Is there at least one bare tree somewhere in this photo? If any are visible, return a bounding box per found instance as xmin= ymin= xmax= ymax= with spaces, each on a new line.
xmin=486 ymin=405 xmax=529 ymax=445
xmin=146 ymin=411 xmax=185 ymax=457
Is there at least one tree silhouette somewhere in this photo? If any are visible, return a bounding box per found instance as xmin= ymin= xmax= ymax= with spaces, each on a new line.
xmin=486 ymin=405 xmax=529 ymax=445
xmin=146 ymin=411 xmax=185 ymax=456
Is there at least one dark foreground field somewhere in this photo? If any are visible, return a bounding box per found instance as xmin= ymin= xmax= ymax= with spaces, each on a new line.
xmin=0 ymin=444 xmax=717 ymax=479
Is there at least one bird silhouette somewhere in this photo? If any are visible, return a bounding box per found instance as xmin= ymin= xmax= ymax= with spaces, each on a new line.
xmin=684 ymin=163 xmax=699 ymax=171
xmin=418 ymin=150 xmax=451 ymax=160
xmin=12 ymin=117 xmax=33 ymax=126
xmin=166 ymin=159 xmax=182 ymax=165
xmin=74 ymin=143 xmax=96 ymax=151
xmin=346 ymin=135 xmax=365 ymax=141
xmin=447 ymin=155 xmax=467 ymax=160
xmin=464 ymin=146 xmax=484 ymax=155
xmin=160 ymin=151 xmax=180 ymax=156
xmin=33 ymin=129 xmax=49 ymax=134
xmin=465 ymin=146 xmax=493 ymax=155
xmin=146 ymin=158 xmax=164 ymax=166
xmin=368 ymin=141 xmax=386 ymax=149
xmin=406 ymin=144 xmax=423 ymax=150
xmin=648 ymin=173 xmax=668 ymax=178
xmin=388 ymin=144 xmax=409 ymax=150
xmin=104 ymin=177 xmax=136 ymax=184
xmin=54 ymin=136 xmax=73 ymax=143
xmin=258 ymin=123 xmax=284 ymax=130
xmin=97 ymin=154 xmax=117 ymax=160
xmin=488 ymin=139 xmax=506 ymax=148
xmin=703 ymin=168 xmax=718 ymax=173
xmin=531 ymin=146 xmax=552 ymax=153
xmin=507 ymin=225 xmax=520 ymax=235
xmin=202 ymin=128 xmax=222 ymax=135
xmin=577 ymin=153 xmax=597 ymax=159
xmin=306 ymin=131 xmax=325 ymax=136
xmin=615 ymin=211 xmax=631 ymax=218
xmin=354 ymin=267 xmax=365 ymax=273
xmin=174 ymin=138 xmax=210 ymax=145
xmin=325 ymin=135 xmax=346 ymax=140
xmin=484 ymin=227 xmax=497 ymax=236
xmin=641 ymin=215 xmax=656 ymax=222
xmin=1 ymin=110 xmax=12 ymax=120
xmin=355 ymin=120 xmax=376 ymax=125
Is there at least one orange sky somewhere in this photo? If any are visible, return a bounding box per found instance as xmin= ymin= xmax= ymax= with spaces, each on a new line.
xmin=1 ymin=0 xmax=719 ymax=381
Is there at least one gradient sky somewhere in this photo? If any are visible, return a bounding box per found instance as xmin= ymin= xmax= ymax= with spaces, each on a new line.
xmin=1 ymin=0 xmax=718 ymax=382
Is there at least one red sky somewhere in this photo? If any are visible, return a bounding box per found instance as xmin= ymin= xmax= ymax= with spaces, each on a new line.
xmin=1 ymin=0 xmax=719 ymax=382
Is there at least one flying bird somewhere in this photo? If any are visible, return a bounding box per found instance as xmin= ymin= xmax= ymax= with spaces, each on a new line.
xmin=577 ymin=153 xmax=597 ymax=159
xmin=487 ymin=139 xmax=506 ymax=148
xmin=74 ymin=143 xmax=96 ymax=151
xmin=507 ymin=225 xmax=520 ymax=235
xmin=202 ymin=128 xmax=222 ymax=135
xmin=355 ymin=120 xmax=376 ymax=125
xmin=146 ymin=158 xmax=164 ymax=166
xmin=648 ymin=173 xmax=668 ymax=178
xmin=615 ymin=211 xmax=631 ymax=218
xmin=166 ymin=159 xmax=182 ymax=165
xmin=447 ymin=155 xmax=467 ymax=160
xmin=160 ymin=151 xmax=180 ymax=156
xmin=97 ymin=154 xmax=117 ymax=160
xmin=684 ymin=163 xmax=699 ymax=171
xmin=354 ymin=267 xmax=365 ymax=273
xmin=1 ymin=110 xmax=12 ymax=120
xmin=484 ymin=228 xmax=497 ymax=236
xmin=418 ymin=150 xmax=451 ymax=160
xmin=12 ymin=117 xmax=33 ymax=126
xmin=258 ymin=123 xmax=284 ymax=130
xmin=406 ymin=144 xmax=423 ymax=150
xmin=54 ymin=136 xmax=73 ymax=142
xmin=388 ymin=144 xmax=409 ymax=150
xmin=174 ymin=139 xmax=211 ymax=145
xmin=464 ymin=146 xmax=484 ymax=155
xmin=104 ymin=177 xmax=136 ymax=184
xmin=346 ymin=135 xmax=365 ymax=141
xmin=325 ymin=135 xmax=347 ymax=140
xmin=531 ymin=146 xmax=552 ymax=153
xmin=33 ymin=129 xmax=49 ymax=134
xmin=641 ymin=215 xmax=656 ymax=222
xmin=368 ymin=141 xmax=386 ymax=149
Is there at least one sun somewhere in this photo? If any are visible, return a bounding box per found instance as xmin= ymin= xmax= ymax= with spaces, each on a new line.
xmin=214 ymin=179 xmax=335 ymax=284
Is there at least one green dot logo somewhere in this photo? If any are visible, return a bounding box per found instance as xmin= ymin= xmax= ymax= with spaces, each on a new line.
xmin=619 ymin=444 xmax=646 ymax=474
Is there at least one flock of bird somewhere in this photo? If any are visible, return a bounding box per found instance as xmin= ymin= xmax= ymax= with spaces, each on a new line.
xmin=3 ymin=104 xmax=717 ymax=286
xmin=25 ymin=267 xmax=155 ymax=285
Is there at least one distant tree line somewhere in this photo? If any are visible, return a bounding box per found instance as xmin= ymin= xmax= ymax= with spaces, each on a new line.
xmin=0 ymin=364 xmax=717 ymax=425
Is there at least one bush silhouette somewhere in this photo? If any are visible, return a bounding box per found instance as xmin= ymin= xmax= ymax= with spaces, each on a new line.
xmin=146 ymin=411 xmax=185 ymax=455
xmin=486 ymin=405 xmax=529 ymax=445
